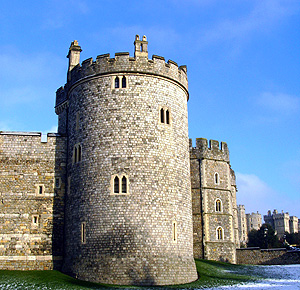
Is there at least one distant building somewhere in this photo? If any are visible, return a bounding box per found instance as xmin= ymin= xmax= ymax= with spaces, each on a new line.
xmin=264 ymin=210 xmax=275 ymax=229
xmin=237 ymin=205 xmax=248 ymax=245
xmin=264 ymin=209 xmax=298 ymax=238
xmin=289 ymin=216 xmax=298 ymax=234
xmin=246 ymin=212 xmax=262 ymax=232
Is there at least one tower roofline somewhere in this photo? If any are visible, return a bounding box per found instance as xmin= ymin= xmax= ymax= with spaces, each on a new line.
xmin=58 ymin=36 xmax=188 ymax=104
xmin=189 ymin=138 xmax=229 ymax=162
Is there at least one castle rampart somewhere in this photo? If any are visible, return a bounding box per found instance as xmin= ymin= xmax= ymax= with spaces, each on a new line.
xmin=0 ymin=132 xmax=66 ymax=270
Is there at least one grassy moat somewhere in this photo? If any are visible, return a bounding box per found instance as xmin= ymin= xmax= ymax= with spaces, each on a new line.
xmin=0 ymin=260 xmax=258 ymax=289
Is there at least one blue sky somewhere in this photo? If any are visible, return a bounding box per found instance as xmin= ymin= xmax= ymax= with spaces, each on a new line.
xmin=1 ymin=0 xmax=300 ymax=218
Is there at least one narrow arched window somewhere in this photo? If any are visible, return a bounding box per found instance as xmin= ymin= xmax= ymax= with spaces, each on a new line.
xmin=114 ymin=176 xmax=120 ymax=193
xmin=81 ymin=222 xmax=86 ymax=244
xmin=216 ymin=199 xmax=221 ymax=212
xmin=78 ymin=145 xmax=82 ymax=162
xmin=217 ymin=227 xmax=223 ymax=240
xmin=166 ymin=110 xmax=170 ymax=124
xmin=74 ymin=146 xmax=78 ymax=163
xmin=214 ymin=173 xmax=219 ymax=184
xmin=122 ymin=176 xmax=127 ymax=193
xmin=172 ymin=221 xmax=177 ymax=242
xmin=160 ymin=108 xmax=164 ymax=123
xmin=122 ymin=76 xmax=126 ymax=88
xmin=115 ymin=76 xmax=120 ymax=88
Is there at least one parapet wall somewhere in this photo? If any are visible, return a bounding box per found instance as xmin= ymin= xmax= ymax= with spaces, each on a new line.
xmin=70 ymin=53 xmax=187 ymax=89
xmin=56 ymin=52 xmax=188 ymax=108
xmin=237 ymin=248 xmax=300 ymax=265
xmin=189 ymin=138 xmax=229 ymax=162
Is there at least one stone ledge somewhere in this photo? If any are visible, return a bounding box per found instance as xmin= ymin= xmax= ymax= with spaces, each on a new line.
xmin=0 ymin=255 xmax=62 ymax=261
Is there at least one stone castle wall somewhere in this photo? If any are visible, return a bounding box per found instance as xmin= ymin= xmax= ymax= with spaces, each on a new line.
xmin=190 ymin=138 xmax=237 ymax=263
xmin=237 ymin=248 xmax=300 ymax=265
xmin=0 ymin=36 xmax=242 ymax=285
xmin=0 ymin=132 xmax=66 ymax=270
xmin=57 ymin=36 xmax=197 ymax=285
xmin=190 ymin=151 xmax=204 ymax=259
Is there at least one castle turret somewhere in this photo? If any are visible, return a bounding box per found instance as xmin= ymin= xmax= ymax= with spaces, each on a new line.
xmin=56 ymin=36 xmax=197 ymax=285
xmin=190 ymin=138 xmax=238 ymax=263
xmin=237 ymin=205 xmax=248 ymax=245
xmin=134 ymin=34 xmax=148 ymax=58
xmin=67 ymin=40 xmax=82 ymax=81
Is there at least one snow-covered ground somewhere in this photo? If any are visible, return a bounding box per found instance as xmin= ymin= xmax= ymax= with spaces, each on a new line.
xmin=207 ymin=264 xmax=300 ymax=290
xmin=1 ymin=264 xmax=300 ymax=289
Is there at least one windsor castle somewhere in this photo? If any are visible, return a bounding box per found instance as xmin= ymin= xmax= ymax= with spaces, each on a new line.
xmin=0 ymin=35 xmax=239 ymax=285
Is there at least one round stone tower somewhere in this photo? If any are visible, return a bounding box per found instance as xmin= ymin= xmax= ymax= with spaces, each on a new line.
xmin=55 ymin=35 xmax=197 ymax=285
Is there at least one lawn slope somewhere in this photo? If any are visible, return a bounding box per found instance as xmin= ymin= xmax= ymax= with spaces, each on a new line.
xmin=0 ymin=260 xmax=256 ymax=289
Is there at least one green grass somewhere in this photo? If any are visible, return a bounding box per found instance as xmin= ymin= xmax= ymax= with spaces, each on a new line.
xmin=173 ymin=259 xmax=257 ymax=289
xmin=0 ymin=260 xmax=258 ymax=289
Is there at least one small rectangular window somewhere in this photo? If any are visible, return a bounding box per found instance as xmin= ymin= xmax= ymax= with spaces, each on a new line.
xmin=81 ymin=222 xmax=86 ymax=244
xmin=172 ymin=221 xmax=177 ymax=243
xmin=36 ymin=184 xmax=45 ymax=195
xmin=74 ymin=146 xmax=78 ymax=163
xmin=32 ymin=215 xmax=39 ymax=226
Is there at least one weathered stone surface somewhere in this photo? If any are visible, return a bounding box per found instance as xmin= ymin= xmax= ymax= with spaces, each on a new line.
xmin=237 ymin=205 xmax=248 ymax=246
xmin=190 ymin=138 xmax=239 ymax=263
xmin=237 ymin=248 xmax=300 ymax=265
xmin=0 ymin=35 xmax=242 ymax=284
xmin=0 ymin=132 xmax=66 ymax=270
xmin=57 ymin=35 xmax=197 ymax=285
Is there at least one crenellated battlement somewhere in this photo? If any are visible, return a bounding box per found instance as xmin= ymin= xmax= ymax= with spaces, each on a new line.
xmin=189 ymin=138 xmax=230 ymax=162
xmin=68 ymin=51 xmax=187 ymax=89
xmin=55 ymin=35 xmax=188 ymax=112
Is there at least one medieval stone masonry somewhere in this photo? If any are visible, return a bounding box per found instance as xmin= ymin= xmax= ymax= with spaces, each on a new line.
xmin=264 ymin=209 xmax=299 ymax=238
xmin=246 ymin=211 xmax=262 ymax=233
xmin=0 ymin=35 xmax=239 ymax=286
xmin=190 ymin=138 xmax=239 ymax=263
xmin=0 ymin=132 xmax=66 ymax=270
